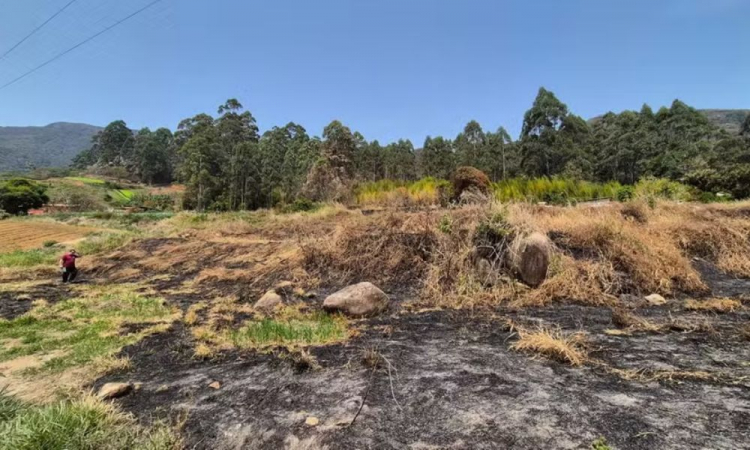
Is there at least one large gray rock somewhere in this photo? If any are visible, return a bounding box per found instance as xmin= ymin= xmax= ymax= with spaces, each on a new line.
xmin=323 ymin=282 xmax=389 ymax=317
xmin=507 ymin=232 xmax=551 ymax=288
xmin=255 ymin=290 xmax=283 ymax=312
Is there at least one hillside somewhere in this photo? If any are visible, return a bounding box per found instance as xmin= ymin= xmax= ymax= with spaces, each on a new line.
xmin=0 ymin=122 xmax=101 ymax=172
xmin=701 ymin=109 xmax=750 ymax=134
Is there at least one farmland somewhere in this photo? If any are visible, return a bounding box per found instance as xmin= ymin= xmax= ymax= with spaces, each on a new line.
xmin=0 ymin=221 xmax=97 ymax=252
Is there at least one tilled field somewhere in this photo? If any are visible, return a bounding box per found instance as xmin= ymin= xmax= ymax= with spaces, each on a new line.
xmin=0 ymin=221 xmax=97 ymax=252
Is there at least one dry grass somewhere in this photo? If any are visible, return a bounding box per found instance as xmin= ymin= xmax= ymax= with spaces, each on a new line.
xmin=302 ymin=212 xmax=438 ymax=286
xmin=606 ymin=366 xmax=717 ymax=383
xmin=511 ymin=327 xmax=588 ymax=366
xmin=184 ymin=302 xmax=207 ymax=326
xmin=684 ymin=298 xmax=742 ymax=313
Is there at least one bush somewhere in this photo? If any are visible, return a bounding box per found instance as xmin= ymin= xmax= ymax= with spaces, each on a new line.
xmin=0 ymin=178 xmax=49 ymax=215
xmin=42 ymin=240 xmax=58 ymax=248
xmin=129 ymin=193 xmax=174 ymax=211
xmin=616 ymin=186 xmax=635 ymax=202
xmin=451 ymin=166 xmax=491 ymax=201
xmin=278 ymin=197 xmax=318 ymax=214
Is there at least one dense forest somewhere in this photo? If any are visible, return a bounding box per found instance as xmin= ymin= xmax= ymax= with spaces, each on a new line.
xmin=72 ymin=87 xmax=750 ymax=210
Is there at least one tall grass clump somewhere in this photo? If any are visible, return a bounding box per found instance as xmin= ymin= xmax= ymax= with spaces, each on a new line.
xmin=230 ymin=310 xmax=348 ymax=349
xmin=633 ymin=177 xmax=695 ymax=202
xmin=0 ymin=392 xmax=179 ymax=450
xmin=355 ymin=178 xmax=448 ymax=207
xmin=492 ymin=177 xmax=622 ymax=204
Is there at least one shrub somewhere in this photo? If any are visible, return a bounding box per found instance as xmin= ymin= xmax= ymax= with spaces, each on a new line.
xmin=130 ymin=193 xmax=175 ymax=211
xmin=451 ymin=166 xmax=491 ymax=201
xmin=0 ymin=178 xmax=49 ymax=215
xmin=278 ymin=197 xmax=318 ymax=214
xmin=616 ymin=185 xmax=634 ymax=202
xmin=42 ymin=240 xmax=58 ymax=248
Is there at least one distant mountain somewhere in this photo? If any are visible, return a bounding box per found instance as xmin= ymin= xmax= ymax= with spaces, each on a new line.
xmin=0 ymin=122 xmax=102 ymax=172
xmin=589 ymin=109 xmax=749 ymax=135
xmin=700 ymin=109 xmax=749 ymax=135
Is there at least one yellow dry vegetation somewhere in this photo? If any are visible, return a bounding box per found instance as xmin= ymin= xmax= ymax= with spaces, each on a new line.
xmin=684 ymin=298 xmax=742 ymax=313
xmin=511 ymin=327 xmax=588 ymax=366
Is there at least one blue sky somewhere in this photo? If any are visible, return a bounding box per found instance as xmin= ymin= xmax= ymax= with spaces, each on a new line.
xmin=0 ymin=0 xmax=748 ymax=143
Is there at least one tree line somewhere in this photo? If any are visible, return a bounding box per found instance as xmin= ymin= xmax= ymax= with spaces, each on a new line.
xmin=73 ymin=88 xmax=750 ymax=210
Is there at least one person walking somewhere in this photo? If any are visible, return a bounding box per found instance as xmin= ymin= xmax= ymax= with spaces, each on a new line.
xmin=60 ymin=249 xmax=80 ymax=283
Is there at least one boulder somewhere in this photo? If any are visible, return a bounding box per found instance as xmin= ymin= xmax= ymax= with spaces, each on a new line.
xmin=645 ymin=294 xmax=666 ymax=306
xmin=323 ymin=282 xmax=389 ymax=317
xmin=97 ymin=382 xmax=132 ymax=400
xmin=507 ymin=232 xmax=551 ymax=288
xmin=255 ymin=290 xmax=283 ymax=312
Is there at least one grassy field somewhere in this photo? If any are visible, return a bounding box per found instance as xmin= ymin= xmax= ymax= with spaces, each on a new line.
xmin=64 ymin=176 xmax=106 ymax=185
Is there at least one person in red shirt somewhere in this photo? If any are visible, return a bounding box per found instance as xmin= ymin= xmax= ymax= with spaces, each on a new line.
xmin=60 ymin=249 xmax=80 ymax=283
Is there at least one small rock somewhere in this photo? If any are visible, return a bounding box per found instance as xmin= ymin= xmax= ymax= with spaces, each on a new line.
xmin=255 ymin=290 xmax=283 ymax=312
xmin=97 ymin=382 xmax=132 ymax=400
xmin=323 ymin=282 xmax=389 ymax=317
xmin=208 ymin=381 xmax=221 ymax=389
xmin=645 ymin=294 xmax=666 ymax=306
xmin=305 ymin=416 xmax=319 ymax=426
xmin=604 ymin=329 xmax=630 ymax=336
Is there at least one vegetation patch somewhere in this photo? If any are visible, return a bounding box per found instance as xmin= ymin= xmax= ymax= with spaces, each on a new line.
xmin=511 ymin=327 xmax=588 ymax=366
xmin=684 ymin=298 xmax=742 ymax=313
xmin=0 ymin=392 xmax=178 ymax=450
xmin=0 ymin=285 xmax=177 ymax=383
xmin=230 ymin=310 xmax=348 ymax=349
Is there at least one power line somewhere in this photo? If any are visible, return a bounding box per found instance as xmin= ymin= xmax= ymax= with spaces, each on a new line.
xmin=0 ymin=0 xmax=164 ymax=92
xmin=0 ymin=0 xmax=78 ymax=61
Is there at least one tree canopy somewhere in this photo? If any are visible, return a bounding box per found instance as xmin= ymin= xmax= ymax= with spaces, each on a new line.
xmin=70 ymin=88 xmax=750 ymax=209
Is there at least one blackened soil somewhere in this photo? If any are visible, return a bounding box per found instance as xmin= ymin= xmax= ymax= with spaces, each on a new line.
xmin=694 ymin=258 xmax=750 ymax=298
xmin=98 ymin=306 xmax=750 ymax=450
xmin=0 ymin=283 xmax=73 ymax=320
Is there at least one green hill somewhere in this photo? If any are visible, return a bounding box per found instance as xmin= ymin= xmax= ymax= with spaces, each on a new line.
xmin=0 ymin=122 xmax=102 ymax=172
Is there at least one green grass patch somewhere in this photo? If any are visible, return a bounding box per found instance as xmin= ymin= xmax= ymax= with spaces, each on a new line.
xmin=0 ymin=288 xmax=175 ymax=375
xmin=230 ymin=310 xmax=348 ymax=349
xmin=0 ymin=392 xmax=178 ymax=450
xmin=64 ymin=176 xmax=106 ymax=185
xmin=0 ymin=248 xmax=58 ymax=268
